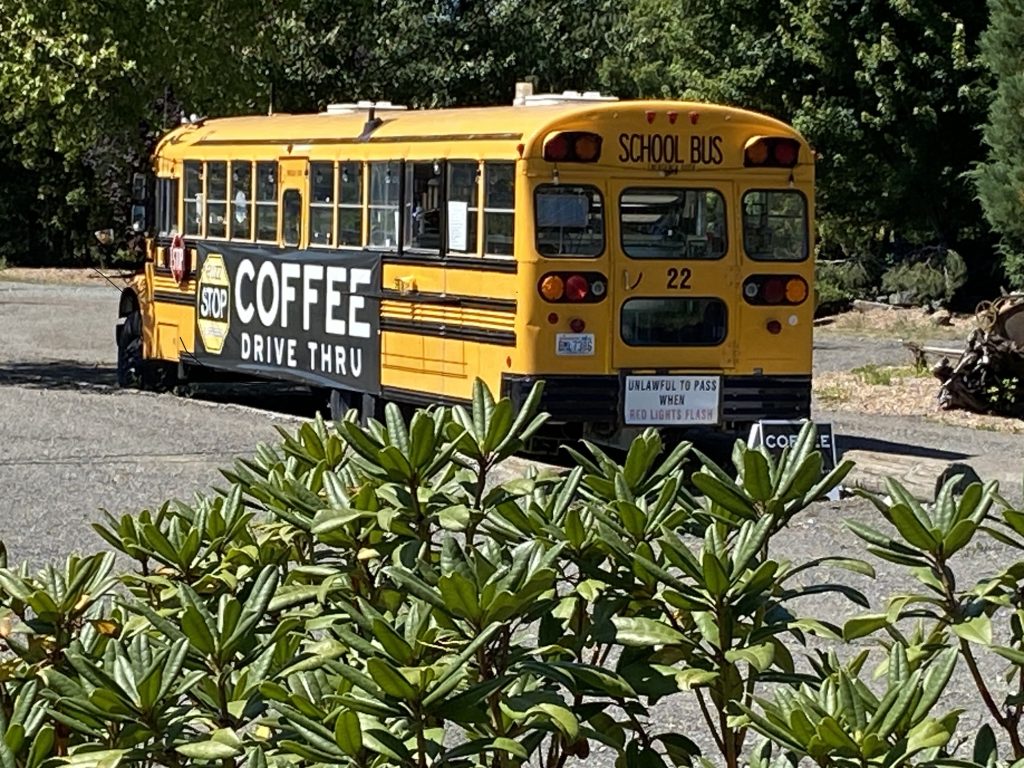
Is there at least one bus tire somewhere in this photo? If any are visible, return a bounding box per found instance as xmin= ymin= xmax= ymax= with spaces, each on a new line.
xmin=116 ymin=309 xmax=145 ymax=389
xmin=116 ymin=309 xmax=174 ymax=392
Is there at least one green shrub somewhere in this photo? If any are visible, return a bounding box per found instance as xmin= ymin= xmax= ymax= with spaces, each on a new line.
xmin=1 ymin=381 xmax=1023 ymax=768
xmin=815 ymin=259 xmax=873 ymax=314
xmin=880 ymin=248 xmax=968 ymax=305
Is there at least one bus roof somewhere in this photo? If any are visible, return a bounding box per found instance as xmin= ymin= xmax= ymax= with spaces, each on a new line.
xmin=154 ymin=99 xmax=804 ymax=159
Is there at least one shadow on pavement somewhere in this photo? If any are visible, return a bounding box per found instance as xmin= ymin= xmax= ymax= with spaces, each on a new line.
xmin=835 ymin=433 xmax=970 ymax=461
xmin=0 ymin=361 xmax=117 ymax=388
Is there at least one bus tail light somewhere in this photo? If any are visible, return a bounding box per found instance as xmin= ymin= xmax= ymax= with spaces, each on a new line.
xmin=542 ymin=131 xmax=603 ymax=163
xmin=569 ymin=317 xmax=586 ymax=333
xmin=744 ymin=136 xmax=800 ymax=168
xmin=743 ymin=275 xmax=808 ymax=306
xmin=540 ymin=274 xmax=565 ymax=301
xmin=565 ymin=275 xmax=589 ymax=301
xmin=538 ymin=272 xmax=607 ymax=303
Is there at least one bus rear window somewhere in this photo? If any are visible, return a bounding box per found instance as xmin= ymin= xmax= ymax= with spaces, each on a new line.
xmin=742 ymin=190 xmax=808 ymax=261
xmin=534 ymin=185 xmax=603 ymax=257
xmin=620 ymin=298 xmax=727 ymax=346
xmin=620 ymin=188 xmax=726 ymax=260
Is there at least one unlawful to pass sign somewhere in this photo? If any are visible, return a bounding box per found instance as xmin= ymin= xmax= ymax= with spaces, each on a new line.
xmin=624 ymin=375 xmax=720 ymax=425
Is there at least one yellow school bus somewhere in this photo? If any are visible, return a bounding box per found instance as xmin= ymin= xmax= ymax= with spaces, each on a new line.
xmin=118 ymin=83 xmax=815 ymax=449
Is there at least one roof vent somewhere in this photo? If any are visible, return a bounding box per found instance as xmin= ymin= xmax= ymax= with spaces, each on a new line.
xmin=322 ymin=101 xmax=408 ymax=115
xmin=518 ymin=88 xmax=618 ymax=107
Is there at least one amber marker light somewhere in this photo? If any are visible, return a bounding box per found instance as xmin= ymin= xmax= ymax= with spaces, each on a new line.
xmin=785 ymin=277 xmax=809 ymax=303
xmin=745 ymin=140 xmax=769 ymax=165
xmin=574 ymin=134 xmax=601 ymax=162
xmin=540 ymin=275 xmax=565 ymax=301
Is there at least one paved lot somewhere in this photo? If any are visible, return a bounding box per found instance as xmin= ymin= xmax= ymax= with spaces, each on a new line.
xmin=2 ymin=277 xmax=1023 ymax=762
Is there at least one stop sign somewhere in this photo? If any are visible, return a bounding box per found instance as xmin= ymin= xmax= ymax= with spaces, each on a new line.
xmin=169 ymin=234 xmax=188 ymax=283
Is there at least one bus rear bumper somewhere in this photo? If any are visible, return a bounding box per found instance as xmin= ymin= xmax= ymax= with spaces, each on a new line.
xmin=500 ymin=373 xmax=811 ymax=434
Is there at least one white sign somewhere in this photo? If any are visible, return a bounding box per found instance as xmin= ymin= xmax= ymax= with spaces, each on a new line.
xmin=623 ymin=375 xmax=720 ymax=425
xmin=747 ymin=420 xmax=840 ymax=500
xmin=556 ymin=333 xmax=594 ymax=356
xmin=447 ymin=201 xmax=469 ymax=251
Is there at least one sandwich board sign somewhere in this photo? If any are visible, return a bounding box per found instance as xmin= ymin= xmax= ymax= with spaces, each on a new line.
xmin=747 ymin=419 xmax=840 ymax=501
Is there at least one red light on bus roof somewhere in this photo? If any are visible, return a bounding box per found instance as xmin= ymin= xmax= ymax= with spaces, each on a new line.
xmin=689 ymin=111 xmax=700 ymax=125
xmin=667 ymin=111 xmax=678 ymax=124
xmin=773 ymin=140 xmax=798 ymax=166
xmin=542 ymin=132 xmax=603 ymax=163
xmin=645 ymin=110 xmax=655 ymax=124
xmin=543 ymin=134 xmax=569 ymax=162
xmin=744 ymin=136 xmax=800 ymax=168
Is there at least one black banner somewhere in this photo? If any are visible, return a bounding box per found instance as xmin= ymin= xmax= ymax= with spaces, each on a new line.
xmin=192 ymin=243 xmax=381 ymax=393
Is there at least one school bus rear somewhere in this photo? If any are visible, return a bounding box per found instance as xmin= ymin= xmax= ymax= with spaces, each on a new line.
xmin=503 ymin=100 xmax=814 ymax=447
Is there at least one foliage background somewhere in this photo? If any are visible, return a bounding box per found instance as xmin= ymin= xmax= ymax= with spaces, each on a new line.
xmin=0 ymin=0 xmax=1019 ymax=295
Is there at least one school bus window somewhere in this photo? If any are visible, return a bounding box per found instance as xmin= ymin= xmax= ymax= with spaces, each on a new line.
xmin=620 ymin=188 xmax=726 ymax=260
xmin=156 ymin=178 xmax=178 ymax=237
xmin=230 ymin=162 xmax=253 ymax=240
xmin=309 ymin=161 xmax=334 ymax=246
xmin=206 ymin=161 xmax=228 ymax=238
xmin=338 ymin=162 xmax=362 ymax=247
xmin=621 ymin=298 xmax=727 ymax=346
xmin=484 ymin=162 xmax=514 ymax=256
xmin=742 ymin=190 xmax=808 ymax=261
xmin=183 ymin=161 xmax=202 ymax=236
xmin=446 ymin=161 xmax=479 ymax=254
xmin=534 ymin=184 xmax=603 ymax=257
xmin=255 ymin=162 xmax=277 ymax=242
xmin=369 ymin=161 xmax=401 ymax=249
xmin=405 ymin=160 xmax=441 ymax=253
xmin=282 ymin=189 xmax=301 ymax=247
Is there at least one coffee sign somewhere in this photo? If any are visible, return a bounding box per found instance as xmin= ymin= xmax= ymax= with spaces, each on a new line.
xmin=193 ymin=243 xmax=381 ymax=393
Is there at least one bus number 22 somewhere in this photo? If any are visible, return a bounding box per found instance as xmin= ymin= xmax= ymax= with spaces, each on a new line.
xmin=666 ymin=267 xmax=692 ymax=290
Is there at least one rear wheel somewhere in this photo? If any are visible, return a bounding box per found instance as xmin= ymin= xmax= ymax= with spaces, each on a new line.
xmin=329 ymin=388 xmax=380 ymax=426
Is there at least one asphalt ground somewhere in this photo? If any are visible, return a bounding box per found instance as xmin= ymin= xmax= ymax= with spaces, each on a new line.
xmin=3 ymin=277 xmax=1024 ymax=763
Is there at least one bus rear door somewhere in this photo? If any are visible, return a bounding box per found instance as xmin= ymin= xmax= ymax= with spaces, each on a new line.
xmin=610 ymin=182 xmax=738 ymax=429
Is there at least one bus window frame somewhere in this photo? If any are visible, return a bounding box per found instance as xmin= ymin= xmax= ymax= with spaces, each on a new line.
xmin=308 ymin=160 xmax=336 ymax=249
xmin=183 ymin=160 xmax=203 ymax=238
xmin=443 ymin=160 xmax=481 ymax=257
xmin=205 ymin=160 xmax=229 ymax=240
xmin=403 ymin=159 xmax=445 ymax=256
xmin=254 ymin=161 xmax=279 ymax=245
xmin=533 ymin=183 xmax=605 ymax=259
xmin=229 ymin=161 xmax=254 ymax=242
xmin=367 ymin=160 xmax=404 ymax=252
xmin=338 ymin=161 xmax=364 ymax=249
xmin=483 ymin=161 xmax=515 ymax=258
xmin=620 ymin=296 xmax=729 ymax=347
xmin=618 ymin=186 xmax=728 ymax=261
xmin=741 ymin=187 xmax=810 ymax=262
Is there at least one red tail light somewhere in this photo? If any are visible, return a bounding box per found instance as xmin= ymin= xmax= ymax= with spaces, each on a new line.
xmin=743 ymin=275 xmax=808 ymax=306
xmin=565 ymin=274 xmax=589 ymax=301
xmin=538 ymin=272 xmax=608 ymax=303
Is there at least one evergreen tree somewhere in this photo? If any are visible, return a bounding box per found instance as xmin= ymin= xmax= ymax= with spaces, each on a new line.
xmin=973 ymin=0 xmax=1024 ymax=287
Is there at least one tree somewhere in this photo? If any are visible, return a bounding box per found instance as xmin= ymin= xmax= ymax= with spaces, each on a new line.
xmin=601 ymin=0 xmax=992 ymax=275
xmin=972 ymin=0 xmax=1024 ymax=288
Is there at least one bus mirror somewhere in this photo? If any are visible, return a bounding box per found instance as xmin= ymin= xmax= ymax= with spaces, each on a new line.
xmin=131 ymin=205 xmax=146 ymax=233
xmin=132 ymin=172 xmax=149 ymax=201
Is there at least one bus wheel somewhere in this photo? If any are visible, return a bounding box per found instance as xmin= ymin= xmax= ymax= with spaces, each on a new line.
xmin=116 ymin=310 xmax=145 ymax=389
xmin=116 ymin=309 xmax=174 ymax=392
xmin=329 ymin=389 xmax=354 ymax=422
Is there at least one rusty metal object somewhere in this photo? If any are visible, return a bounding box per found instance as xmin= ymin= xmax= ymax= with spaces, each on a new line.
xmin=935 ymin=294 xmax=1024 ymax=418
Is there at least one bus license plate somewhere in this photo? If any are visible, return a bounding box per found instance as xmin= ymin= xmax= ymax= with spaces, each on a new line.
xmin=556 ymin=333 xmax=595 ymax=356
xmin=624 ymin=375 xmax=720 ymax=425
